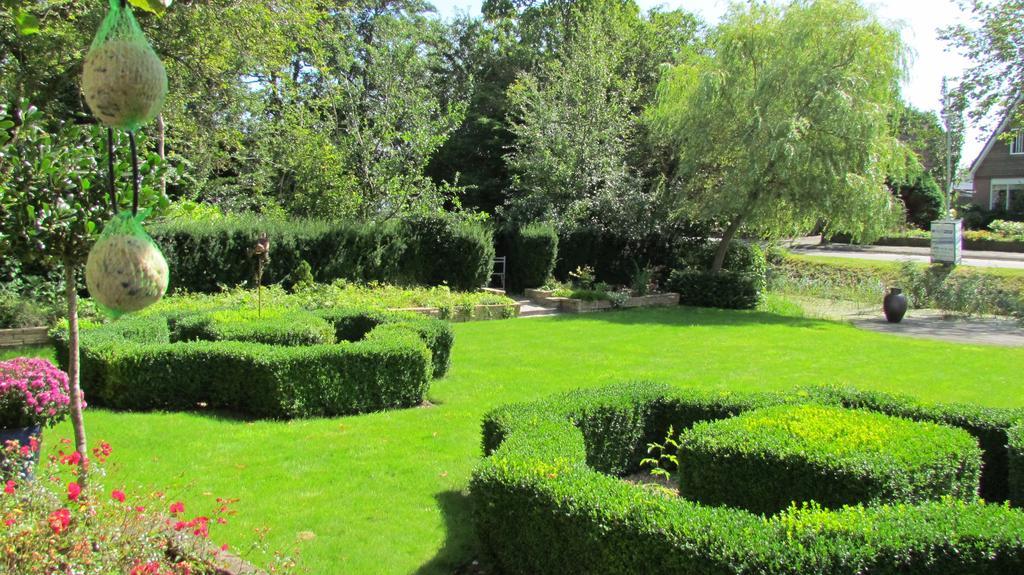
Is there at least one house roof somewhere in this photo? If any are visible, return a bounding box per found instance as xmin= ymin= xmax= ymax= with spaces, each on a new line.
xmin=968 ymin=96 xmax=1023 ymax=179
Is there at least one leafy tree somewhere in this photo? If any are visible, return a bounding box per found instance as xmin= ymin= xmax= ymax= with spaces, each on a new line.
xmin=942 ymin=0 xmax=1024 ymax=133
xmin=0 ymin=101 xmax=172 ymax=482
xmin=648 ymin=0 xmax=913 ymax=272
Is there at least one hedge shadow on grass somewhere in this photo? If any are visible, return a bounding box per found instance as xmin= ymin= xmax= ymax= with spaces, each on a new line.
xmin=412 ymin=490 xmax=478 ymax=575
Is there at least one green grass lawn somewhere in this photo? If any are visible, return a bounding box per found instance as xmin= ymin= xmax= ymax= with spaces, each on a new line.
xmin=25 ymin=306 xmax=1024 ymax=573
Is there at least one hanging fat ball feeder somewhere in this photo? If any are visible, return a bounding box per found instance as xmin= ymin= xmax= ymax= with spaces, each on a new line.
xmin=85 ymin=210 xmax=169 ymax=317
xmin=82 ymin=0 xmax=167 ymax=131
xmin=82 ymin=0 xmax=171 ymax=317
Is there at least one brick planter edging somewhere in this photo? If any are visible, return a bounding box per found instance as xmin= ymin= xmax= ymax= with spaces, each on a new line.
xmin=550 ymin=292 xmax=680 ymax=314
xmin=0 ymin=327 xmax=51 ymax=349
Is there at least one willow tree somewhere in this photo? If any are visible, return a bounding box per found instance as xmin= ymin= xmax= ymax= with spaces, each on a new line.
xmin=648 ymin=0 xmax=913 ymax=272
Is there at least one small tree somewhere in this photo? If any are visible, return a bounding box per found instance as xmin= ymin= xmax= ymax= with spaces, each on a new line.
xmin=648 ymin=0 xmax=913 ymax=272
xmin=0 ymin=100 xmax=169 ymax=483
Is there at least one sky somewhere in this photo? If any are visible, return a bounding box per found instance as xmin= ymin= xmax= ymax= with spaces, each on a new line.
xmin=430 ymin=0 xmax=988 ymax=169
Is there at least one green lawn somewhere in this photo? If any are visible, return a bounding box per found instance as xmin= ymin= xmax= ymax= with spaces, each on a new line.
xmin=29 ymin=307 xmax=1024 ymax=573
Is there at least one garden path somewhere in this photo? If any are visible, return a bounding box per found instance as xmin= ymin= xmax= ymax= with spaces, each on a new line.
xmin=791 ymin=296 xmax=1024 ymax=347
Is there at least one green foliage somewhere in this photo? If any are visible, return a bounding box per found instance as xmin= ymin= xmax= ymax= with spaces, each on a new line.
xmin=0 ymin=291 xmax=50 ymax=329
xmin=284 ymin=260 xmax=315 ymax=293
xmin=893 ymin=172 xmax=944 ymax=229
xmin=770 ymin=254 xmax=1024 ymax=316
xmin=397 ymin=214 xmax=495 ymax=291
xmin=51 ymin=307 xmax=449 ymax=418
xmin=667 ymin=270 xmax=762 ymax=310
xmin=649 ymin=0 xmax=912 ymax=269
xmin=504 ymin=223 xmax=558 ymax=292
xmin=473 ymin=383 xmax=1024 ymax=574
xmin=941 ymin=0 xmax=1024 ymax=137
xmin=1010 ymin=424 xmax=1023 ymax=507
xmin=678 ymin=404 xmax=981 ymax=515
xmin=173 ymin=308 xmax=336 ymax=347
xmin=148 ymin=215 xmax=495 ymax=293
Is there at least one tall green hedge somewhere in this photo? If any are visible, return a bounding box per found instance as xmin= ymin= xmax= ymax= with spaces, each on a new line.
xmin=148 ymin=214 xmax=493 ymax=293
xmin=503 ymin=223 xmax=558 ymax=293
xmin=473 ymin=383 xmax=1024 ymax=574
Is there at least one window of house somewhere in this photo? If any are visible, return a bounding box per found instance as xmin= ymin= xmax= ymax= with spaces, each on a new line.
xmin=1012 ymin=130 xmax=1024 ymax=155
xmin=990 ymin=179 xmax=1024 ymax=213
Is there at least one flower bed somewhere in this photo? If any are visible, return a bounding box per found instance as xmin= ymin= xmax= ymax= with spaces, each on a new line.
xmin=525 ymin=289 xmax=679 ymax=314
xmin=52 ymin=307 xmax=453 ymax=418
xmin=472 ymin=383 xmax=1024 ymax=574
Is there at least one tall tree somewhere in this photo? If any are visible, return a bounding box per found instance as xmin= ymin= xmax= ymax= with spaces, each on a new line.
xmin=648 ymin=0 xmax=913 ymax=272
xmin=942 ymin=0 xmax=1024 ymax=133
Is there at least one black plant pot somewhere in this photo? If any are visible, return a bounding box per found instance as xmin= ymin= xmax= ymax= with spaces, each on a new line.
xmin=883 ymin=288 xmax=907 ymax=323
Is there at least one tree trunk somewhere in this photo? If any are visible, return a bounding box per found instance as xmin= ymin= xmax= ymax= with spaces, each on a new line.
xmin=711 ymin=215 xmax=746 ymax=273
xmin=157 ymin=114 xmax=166 ymax=197
xmin=63 ymin=260 xmax=89 ymax=486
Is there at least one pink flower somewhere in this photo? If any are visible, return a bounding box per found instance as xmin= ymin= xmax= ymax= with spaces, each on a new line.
xmin=3 ymin=480 xmax=15 ymax=495
xmin=67 ymin=482 xmax=81 ymax=501
xmin=47 ymin=508 xmax=71 ymax=534
xmin=111 ymin=489 xmax=126 ymax=502
xmin=169 ymin=501 xmax=185 ymax=515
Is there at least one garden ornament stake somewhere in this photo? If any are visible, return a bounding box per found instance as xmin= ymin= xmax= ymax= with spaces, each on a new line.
xmin=250 ymin=233 xmax=271 ymax=317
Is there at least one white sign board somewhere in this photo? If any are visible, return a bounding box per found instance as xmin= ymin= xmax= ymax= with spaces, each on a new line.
xmin=930 ymin=219 xmax=962 ymax=264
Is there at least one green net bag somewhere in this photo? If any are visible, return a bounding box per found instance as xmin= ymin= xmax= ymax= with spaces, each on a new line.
xmin=82 ymin=0 xmax=167 ymax=131
xmin=85 ymin=209 xmax=169 ymax=317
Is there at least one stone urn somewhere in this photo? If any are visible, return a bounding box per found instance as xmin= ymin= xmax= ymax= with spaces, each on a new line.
xmin=883 ymin=288 xmax=908 ymax=323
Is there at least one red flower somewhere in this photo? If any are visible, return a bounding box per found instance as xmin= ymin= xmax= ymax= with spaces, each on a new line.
xmin=28 ymin=437 xmax=39 ymax=452
xmin=60 ymin=450 xmax=82 ymax=466
xmin=111 ymin=489 xmax=126 ymax=502
xmin=169 ymin=501 xmax=185 ymax=515
xmin=92 ymin=441 xmax=112 ymax=463
xmin=47 ymin=508 xmax=71 ymax=534
xmin=3 ymin=518 xmax=15 ymax=527
xmin=173 ymin=521 xmax=188 ymax=531
xmin=67 ymin=482 xmax=82 ymax=501
xmin=3 ymin=480 xmax=14 ymax=495
xmin=129 ymin=561 xmax=162 ymax=575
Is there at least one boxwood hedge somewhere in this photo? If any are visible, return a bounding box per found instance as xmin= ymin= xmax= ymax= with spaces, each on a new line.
xmin=1011 ymin=424 xmax=1023 ymax=507
xmin=473 ymin=383 xmax=1024 ymax=574
xmin=678 ymin=404 xmax=982 ymax=515
xmin=54 ymin=307 xmax=453 ymax=418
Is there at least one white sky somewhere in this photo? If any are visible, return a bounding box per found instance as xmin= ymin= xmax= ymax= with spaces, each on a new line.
xmin=431 ymin=0 xmax=987 ymax=168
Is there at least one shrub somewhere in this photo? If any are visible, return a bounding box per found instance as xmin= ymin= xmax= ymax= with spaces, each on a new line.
xmin=148 ymin=215 xmax=494 ymax=293
xmin=53 ymin=307 xmax=448 ymax=418
xmin=0 ymin=293 xmax=50 ymax=329
xmin=1010 ymin=424 xmax=1023 ymax=507
xmin=397 ymin=214 xmax=495 ymax=291
xmin=172 ymin=308 xmax=336 ymax=346
xmin=677 ymin=404 xmax=981 ymax=515
xmin=802 ymin=384 xmax=1024 ymax=502
xmin=505 ymin=223 xmax=558 ymax=293
xmin=473 ymin=383 xmax=1024 ymax=575
xmin=0 ymin=358 xmax=71 ymax=429
xmin=681 ymin=240 xmax=768 ymax=279
xmin=667 ymin=269 xmax=762 ymax=309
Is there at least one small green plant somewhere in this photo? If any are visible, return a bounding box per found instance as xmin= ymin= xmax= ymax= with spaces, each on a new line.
xmin=284 ymin=260 xmax=315 ymax=293
xmin=568 ymin=265 xmax=596 ymax=290
xmin=630 ymin=264 xmax=652 ymax=297
xmin=608 ymin=289 xmax=630 ymax=308
xmin=640 ymin=425 xmax=680 ymax=479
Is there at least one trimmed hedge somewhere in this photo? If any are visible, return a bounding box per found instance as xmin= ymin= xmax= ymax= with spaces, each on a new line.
xmin=54 ymin=307 xmax=453 ymax=418
xmin=678 ymin=404 xmax=982 ymax=515
xmin=801 ymin=385 xmax=1024 ymax=503
xmin=666 ymin=240 xmax=768 ymax=310
xmin=473 ymin=383 xmax=1024 ymax=574
xmin=504 ymin=223 xmax=558 ymax=293
xmin=1008 ymin=424 xmax=1023 ymax=507
xmin=173 ymin=308 xmax=336 ymax=346
xmin=312 ymin=308 xmax=454 ymax=378
xmin=148 ymin=214 xmax=493 ymax=293
xmin=667 ymin=269 xmax=762 ymax=309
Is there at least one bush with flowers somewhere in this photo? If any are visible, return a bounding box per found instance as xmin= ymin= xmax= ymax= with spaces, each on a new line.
xmin=0 ymin=437 xmax=300 ymax=574
xmin=0 ymin=357 xmax=72 ymax=430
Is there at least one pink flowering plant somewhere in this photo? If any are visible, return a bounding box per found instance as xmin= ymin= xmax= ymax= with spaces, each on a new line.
xmin=0 ymin=358 xmax=73 ymax=429
xmin=0 ymin=437 xmax=301 ymax=574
